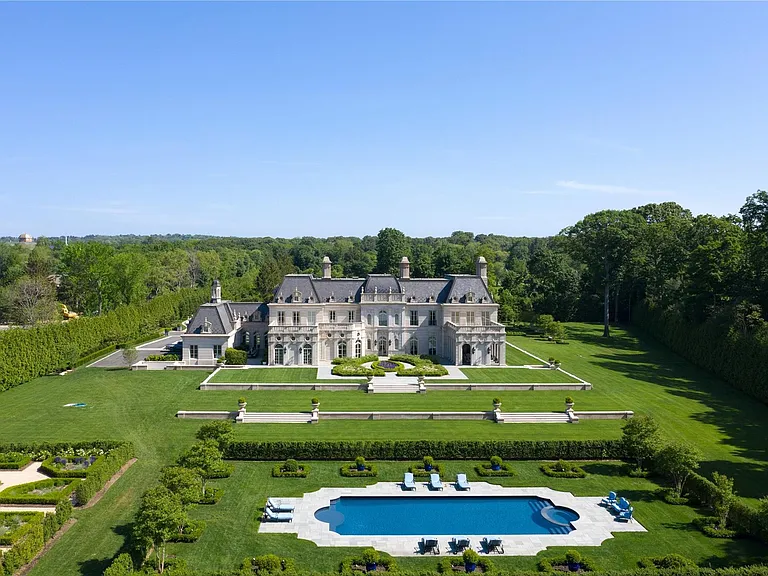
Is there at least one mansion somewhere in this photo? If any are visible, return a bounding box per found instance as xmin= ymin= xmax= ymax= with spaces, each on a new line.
xmin=182 ymin=256 xmax=506 ymax=367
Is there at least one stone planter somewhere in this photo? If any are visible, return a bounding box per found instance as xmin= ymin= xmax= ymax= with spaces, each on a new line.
xmin=312 ymin=403 xmax=320 ymax=410
xmin=565 ymin=402 xmax=575 ymax=411
xmin=493 ymin=402 xmax=502 ymax=411
xmin=366 ymin=564 xmax=377 ymax=572
xmin=238 ymin=402 xmax=247 ymax=411
xmin=491 ymin=464 xmax=501 ymax=471
xmin=465 ymin=563 xmax=477 ymax=573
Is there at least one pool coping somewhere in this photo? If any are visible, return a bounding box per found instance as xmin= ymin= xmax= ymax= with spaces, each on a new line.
xmin=258 ymin=481 xmax=646 ymax=556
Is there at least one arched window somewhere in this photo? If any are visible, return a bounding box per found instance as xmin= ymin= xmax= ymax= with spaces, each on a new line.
xmin=394 ymin=337 xmax=399 ymax=350
xmin=355 ymin=341 xmax=362 ymax=358
xmin=394 ymin=313 xmax=400 ymax=326
xmin=338 ymin=341 xmax=347 ymax=358
xmin=428 ymin=336 xmax=437 ymax=357
xmin=367 ymin=338 xmax=372 ymax=350
xmin=274 ymin=344 xmax=284 ymax=365
xmin=409 ymin=338 xmax=418 ymax=355
xmin=367 ymin=314 xmax=372 ymax=325
xmin=378 ymin=311 xmax=388 ymax=326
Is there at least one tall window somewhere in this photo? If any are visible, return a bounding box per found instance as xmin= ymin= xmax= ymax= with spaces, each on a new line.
xmin=481 ymin=311 xmax=491 ymax=325
xmin=302 ymin=346 xmax=312 ymax=365
xmin=308 ymin=311 xmax=316 ymax=324
xmin=410 ymin=310 xmax=418 ymax=326
xmin=428 ymin=337 xmax=436 ymax=356
xmin=428 ymin=310 xmax=437 ymax=326
xmin=348 ymin=310 xmax=355 ymax=323
xmin=451 ymin=311 xmax=460 ymax=324
xmin=255 ymin=333 xmax=260 ymax=347
xmin=244 ymin=332 xmax=250 ymax=346
xmin=409 ymin=339 xmax=418 ymax=355
xmin=367 ymin=314 xmax=372 ymax=325
xmin=367 ymin=338 xmax=372 ymax=350
xmin=394 ymin=337 xmax=399 ymax=349
xmin=378 ymin=311 xmax=388 ymax=326
xmin=338 ymin=341 xmax=347 ymax=358
xmin=394 ymin=313 xmax=400 ymax=326
xmin=293 ymin=311 xmax=300 ymax=325
xmin=189 ymin=345 xmax=198 ymax=359
xmin=213 ymin=344 xmax=222 ymax=358
xmin=277 ymin=311 xmax=285 ymax=325
xmin=274 ymin=344 xmax=284 ymax=365
xmin=329 ymin=310 xmax=336 ymax=323
xmin=355 ymin=341 xmax=362 ymax=358
xmin=467 ymin=311 xmax=475 ymax=325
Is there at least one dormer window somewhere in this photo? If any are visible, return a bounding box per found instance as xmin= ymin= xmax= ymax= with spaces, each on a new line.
xmin=202 ymin=317 xmax=211 ymax=334
xmin=450 ymin=295 xmax=458 ymax=303
xmin=307 ymin=294 xmax=314 ymax=303
xmin=428 ymin=294 xmax=436 ymax=303
xmin=328 ymin=292 xmax=335 ymax=303
xmin=293 ymin=288 xmax=302 ymax=303
xmin=466 ymin=291 xmax=475 ymax=303
xmin=277 ymin=293 xmax=284 ymax=303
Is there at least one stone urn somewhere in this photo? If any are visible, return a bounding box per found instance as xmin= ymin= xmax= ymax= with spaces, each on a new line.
xmin=493 ymin=400 xmax=502 ymax=411
xmin=238 ymin=401 xmax=247 ymax=411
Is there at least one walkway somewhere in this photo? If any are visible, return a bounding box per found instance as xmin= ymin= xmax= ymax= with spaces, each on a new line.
xmin=88 ymin=332 xmax=184 ymax=368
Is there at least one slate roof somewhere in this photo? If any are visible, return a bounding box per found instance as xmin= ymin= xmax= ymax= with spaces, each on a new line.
xmin=445 ymin=275 xmax=492 ymax=303
xmin=399 ymin=279 xmax=452 ymax=303
xmin=313 ymin=279 xmax=365 ymax=303
xmin=363 ymin=275 xmax=401 ymax=295
xmin=274 ymin=275 xmax=320 ymax=303
xmin=186 ymin=303 xmax=234 ymax=335
xmin=229 ymin=302 xmax=268 ymax=322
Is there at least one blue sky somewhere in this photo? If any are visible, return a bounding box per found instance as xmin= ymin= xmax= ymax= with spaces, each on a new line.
xmin=1 ymin=2 xmax=766 ymax=238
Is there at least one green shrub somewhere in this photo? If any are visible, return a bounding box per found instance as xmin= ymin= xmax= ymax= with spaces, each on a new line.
xmin=638 ymin=553 xmax=697 ymax=569
xmin=565 ymin=550 xmax=581 ymax=564
xmin=462 ymin=549 xmax=480 ymax=564
xmin=0 ymin=452 xmax=31 ymax=470
xmin=490 ymin=455 xmax=503 ymax=467
xmin=41 ymin=500 xmax=72 ymax=542
xmin=340 ymin=552 xmax=397 ymax=575
xmin=0 ymin=512 xmax=44 ymax=545
xmin=242 ymin=554 xmax=296 ymax=574
xmin=0 ymin=522 xmax=43 ymax=576
xmin=0 ymin=287 xmax=205 ymax=392
xmin=332 ymin=364 xmax=373 ymax=377
xmin=199 ymin=486 xmax=224 ymax=504
xmin=340 ymin=463 xmax=378 ymax=477
xmin=540 ymin=460 xmax=586 ymax=478
xmin=408 ymin=461 xmax=443 ymax=478
xmin=693 ymin=516 xmax=739 ymax=538
xmin=145 ymin=353 xmax=180 ymax=361
xmin=103 ymin=553 xmax=134 ymax=576
xmin=361 ymin=548 xmax=380 ymax=565
xmin=272 ymin=460 xmax=309 ymax=478
xmin=331 ymin=354 xmax=377 ymax=365
xmin=225 ymin=348 xmax=247 ymax=365
xmin=166 ymin=518 xmax=206 ymax=543
xmin=39 ymin=454 xmax=106 ymax=478
xmin=73 ymin=443 xmax=135 ymax=505
xmin=0 ymin=478 xmax=79 ymax=505
xmin=226 ymin=439 xmax=625 ymax=462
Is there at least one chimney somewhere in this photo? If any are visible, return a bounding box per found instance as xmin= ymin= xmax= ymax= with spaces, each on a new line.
xmin=322 ymin=256 xmax=332 ymax=279
xmin=211 ymin=279 xmax=222 ymax=304
xmin=399 ymin=256 xmax=410 ymax=279
xmin=476 ymin=256 xmax=487 ymax=281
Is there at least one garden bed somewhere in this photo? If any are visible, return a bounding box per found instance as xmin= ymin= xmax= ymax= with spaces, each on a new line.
xmin=474 ymin=462 xmax=515 ymax=477
xmin=0 ymin=452 xmax=32 ymax=470
xmin=0 ymin=511 xmax=44 ymax=545
xmin=540 ymin=460 xmax=586 ymax=479
xmin=340 ymin=463 xmax=378 ymax=477
xmin=272 ymin=460 xmax=310 ymax=478
xmin=0 ymin=478 xmax=79 ymax=505
xmin=40 ymin=454 xmax=105 ymax=478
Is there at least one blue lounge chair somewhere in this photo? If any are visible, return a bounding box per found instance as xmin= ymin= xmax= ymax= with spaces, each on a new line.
xmin=267 ymin=498 xmax=295 ymax=512
xmin=616 ymin=506 xmax=634 ymax=522
xmin=456 ymin=473 xmax=470 ymax=491
xmin=451 ymin=537 xmax=470 ymax=553
xmin=429 ymin=473 xmax=443 ymax=490
xmin=264 ymin=507 xmax=293 ymax=522
xmin=421 ymin=537 xmax=440 ymax=555
xmin=403 ymin=472 xmax=416 ymax=490
xmin=600 ymin=491 xmax=617 ymax=507
xmin=611 ymin=497 xmax=631 ymax=515
xmin=485 ymin=537 xmax=504 ymax=554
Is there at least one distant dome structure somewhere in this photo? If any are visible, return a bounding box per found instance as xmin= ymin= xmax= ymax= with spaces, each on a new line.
xmin=18 ymin=233 xmax=33 ymax=244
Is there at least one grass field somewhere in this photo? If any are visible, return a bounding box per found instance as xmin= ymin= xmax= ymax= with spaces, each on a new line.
xmin=208 ymin=367 xmax=365 ymax=384
xmin=446 ymin=367 xmax=581 ymax=384
xmin=0 ymin=322 xmax=766 ymax=575
xmin=504 ymin=344 xmax=542 ymax=366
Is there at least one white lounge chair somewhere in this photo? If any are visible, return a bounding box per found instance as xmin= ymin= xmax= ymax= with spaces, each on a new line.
xmin=264 ymin=507 xmax=293 ymax=522
xmin=429 ymin=473 xmax=443 ymax=490
xmin=267 ymin=498 xmax=295 ymax=512
xmin=403 ymin=472 xmax=416 ymax=490
xmin=456 ymin=473 xmax=470 ymax=490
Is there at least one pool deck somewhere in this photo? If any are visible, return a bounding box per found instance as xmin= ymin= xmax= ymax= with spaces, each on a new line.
xmin=258 ymin=481 xmax=646 ymax=556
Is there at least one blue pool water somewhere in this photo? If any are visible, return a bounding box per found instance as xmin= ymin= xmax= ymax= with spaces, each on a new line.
xmin=314 ymin=496 xmax=579 ymax=535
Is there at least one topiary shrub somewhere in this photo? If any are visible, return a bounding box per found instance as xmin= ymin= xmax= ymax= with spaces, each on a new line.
xmin=540 ymin=460 xmax=586 ymax=478
xmin=638 ymin=553 xmax=696 ymax=569
xmin=272 ymin=459 xmax=309 ymax=478
xmin=225 ymin=348 xmax=247 ymax=365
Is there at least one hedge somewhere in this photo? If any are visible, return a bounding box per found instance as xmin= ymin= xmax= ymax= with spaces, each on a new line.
xmin=475 ymin=462 xmax=516 ymax=477
xmin=408 ymin=463 xmax=444 ymax=478
xmin=332 ymin=355 xmax=377 ymax=365
xmin=272 ymin=463 xmax=310 ymax=478
xmin=0 ymin=440 xmax=127 ymax=461
xmin=0 ymin=452 xmax=31 ymax=470
xmin=633 ymin=303 xmax=768 ymax=405
xmin=0 ymin=287 xmax=206 ymax=391
xmin=145 ymin=353 xmax=180 ymax=361
xmin=226 ymin=440 xmax=625 ymax=462
xmin=39 ymin=454 xmax=106 ymax=478
xmin=0 ymin=512 xmax=44 ymax=546
xmin=73 ymin=442 xmax=135 ymax=505
xmin=42 ymin=500 xmax=73 ymax=542
xmin=340 ymin=464 xmax=379 ymax=477
xmin=225 ymin=348 xmax=247 ymax=365
xmin=167 ymin=519 xmax=206 ymax=543
xmin=389 ymin=354 xmax=449 ymax=377
xmin=0 ymin=478 xmax=79 ymax=505
xmin=540 ymin=461 xmax=587 ymax=478
xmin=0 ymin=521 xmax=43 ymax=576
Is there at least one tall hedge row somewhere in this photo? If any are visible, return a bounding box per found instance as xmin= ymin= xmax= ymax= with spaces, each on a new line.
xmin=0 ymin=500 xmax=72 ymax=575
xmin=74 ymin=442 xmax=135 ymax=505
xmin=633 ymin=304 xmax=768 ymax=405
xmin=225 ymin=440 xmax=624 ymax=461
xmin=0 ymin=287 xmax=206 ymax=391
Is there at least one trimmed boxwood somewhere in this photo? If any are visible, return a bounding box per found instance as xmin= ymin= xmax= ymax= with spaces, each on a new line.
xmin=408 ymin=462 xmax=444 ymax=478
xmin=0 ymin=512 xmax=45 ymax=546
xmin=540 ymin=460 xmax=586 ymax=478
xmin=332 ymin=355 xmax=378 ymax=365
xmin=537 ymin=551 xmax=596 ymax=572
xmin=340 ymin=463 xmax=378 ymax=477
xmin=0 ymin=521 xmax=43 ymax=576
xmin=389 ymin=354 xmax=449 ymax=377
xmin=205 ymin=461 xmax=234 ymax=479
xmin=167 ymin=519 xmax=206 ymax=543
xmin=693 ymin=516 xmax=740 ymax=539
xmin=145 ymin=353 xmax=180 ymax=361
xmin=0 ymin=478 xmax=79 ymax=505
xmin=225 ymin=440 xmax=625 ymax=462
xmin=438 ymin=556 xmax=495 ymax=574
xmin=242 ymin=554 xmax=295 ymax=574
xmin=40 ymin=454 xmax=106 ymax=478
xmin=73 ymin=442 xmax=135 ymax=506
xmin=340 ymin=552 xmax=397 ymax=575
xmin=0 ymin=453 xmax=31 ymax=470
xmin=475 ymin=462 xmax=515 ymax=477
xmin=199 ymin=486 xmax=224 ymax=504
xmin=272 ymin=460 xmax=310 ymax=478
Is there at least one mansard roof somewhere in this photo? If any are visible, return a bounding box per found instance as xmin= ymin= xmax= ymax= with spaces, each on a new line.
xmin=229 ymin=302 xmax=268 ymax=322
xmin=399 ymin=279 xmax=452 ymax=303
xmin=362 ymin=274 xmax=401 ymax=295
xmin=445 ymin=275 xmax=492 ymax=303
xmin=274 ymin=275 xmax=320 ymax=303
xmin=313 ymin=278 xmax=364 ymax=303
xmin=186 ymin=302 xmax=234 ymax=334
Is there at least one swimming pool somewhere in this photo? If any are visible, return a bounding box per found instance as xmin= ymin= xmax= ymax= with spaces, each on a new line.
xmin=314 ymin=496 xmax=579 ymax=535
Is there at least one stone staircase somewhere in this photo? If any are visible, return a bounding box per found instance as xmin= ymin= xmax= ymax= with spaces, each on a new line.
xmin=499 ymin=412 xmax=571 ymax=424
xmin=368 ymin=382 xmax=421 ymax=394
xmin=240 ymin=412 xmax=312 ymax=424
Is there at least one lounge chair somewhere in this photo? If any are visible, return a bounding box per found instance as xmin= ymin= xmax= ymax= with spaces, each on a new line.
xmin=451 ymin=537 xmax=470 ymax=553
xmin=429 ymin=473 xmax=443 ymax=491
xmin=485 ymin=537 xmax=504 ymax=554
xmin=267 ymin=498 xmax=295 ymax=512
xmin=421 ymin=537 xmax=440 ymax=555
xmin=616 ymin=506 xmax=634 ymax=522
xmin=263 ymin=507 xmax=293 ymax=522
xmin=456 ymin=473 xmax=470 ymax=491
xmin=600 ymin=491 xmax=617 ymax=507
xmin=611 ymin=497 xmax=631 ymax=515
xmin=403 ymin=472 xmax=416 ymax=490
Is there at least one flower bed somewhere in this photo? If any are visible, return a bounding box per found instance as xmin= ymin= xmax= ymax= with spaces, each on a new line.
xmin=540 ymin=460 xmax=586 ymax=479
xmin=0 ymin=512 xmax=44 ymax=546
xmin=372 ymin=360 xmax=403 ymax=373
xmin=389 ymin=354 xmax=449 ymax=377
xmin=0 ymin=452 xmax=31 ymax=470
xmin=40 ymin=454 xmax=105 ymax=478
xmin=0 ymin=478 xmax=79 ymax=505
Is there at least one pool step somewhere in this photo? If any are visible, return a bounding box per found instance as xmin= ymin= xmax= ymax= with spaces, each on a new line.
xmin=240 ymin=412 xmax=312 ymax=424
xmin=500 ymin=412 xmax=571 ymax=424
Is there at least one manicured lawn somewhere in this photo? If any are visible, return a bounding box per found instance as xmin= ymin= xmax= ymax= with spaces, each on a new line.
xmin=168 ymin=460 xmax=767 ymax=573
xmin=1 ymin=322 xmax=766 ymax=575
xmin=209 ymin=367 xmax=319 ymax=383
xmin=505 ymin=344 xmax=541 ymax=366
xmin=452 ymin=367 xmax=581 ymax=383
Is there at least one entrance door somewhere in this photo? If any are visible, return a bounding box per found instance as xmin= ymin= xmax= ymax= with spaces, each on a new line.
xmin=302 ymin=346 xmax=312 ymax=365
xmin=274 ymin=345 xmax=284 ymax=365
xmin=377 ymin=337 xmax=388 ymax=356
xmin=461 ymin=343 xmax=472 ymax=365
